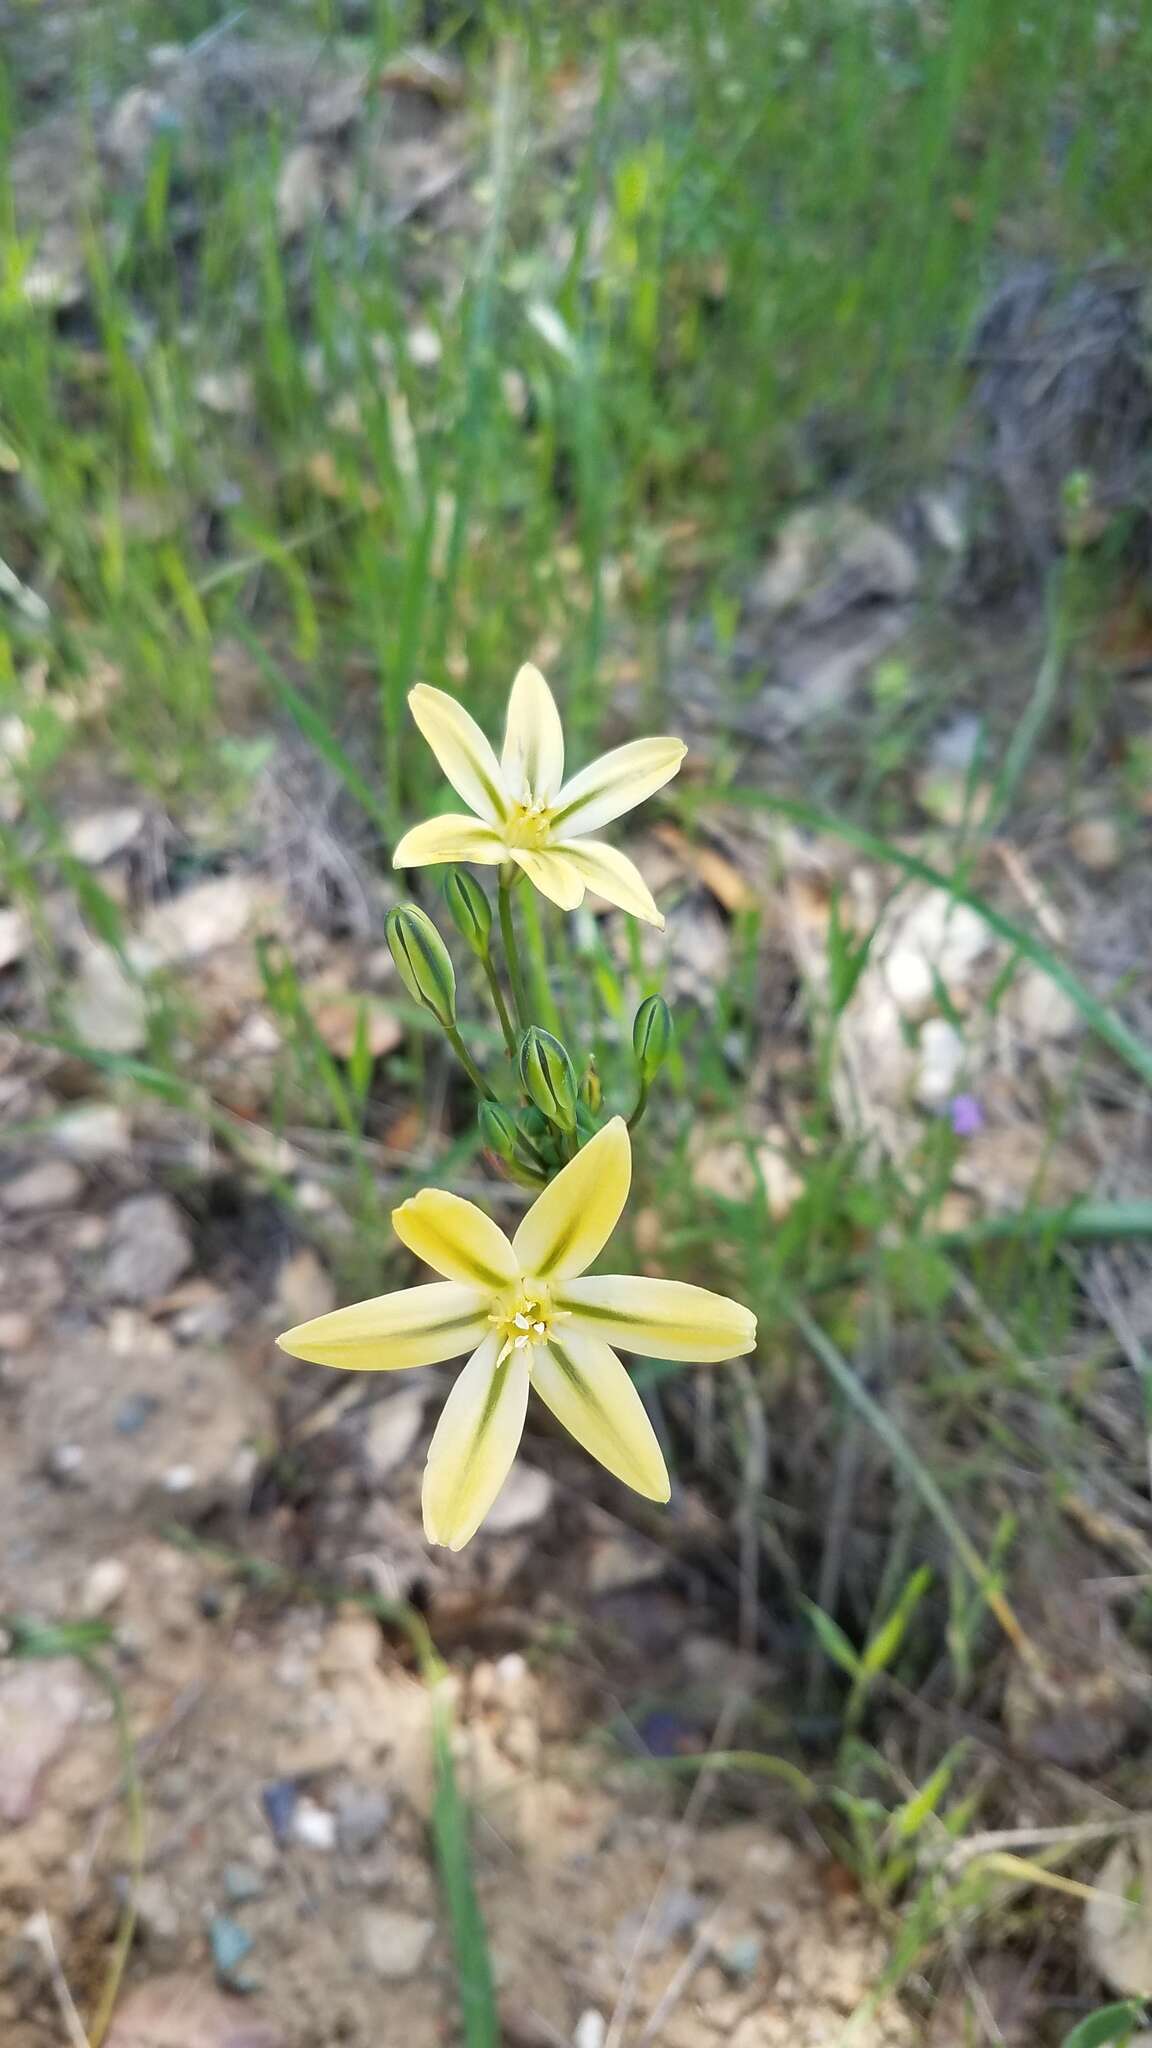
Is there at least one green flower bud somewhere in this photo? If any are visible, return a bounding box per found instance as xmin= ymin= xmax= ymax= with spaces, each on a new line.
xmin=579 ymin=1057 xmax=602 ymax=1114
xmin=442 ymin=867 xmax=492 ymax=956
xmin=386 ymin=904 xmax=456 ymax=1028
xmin=478 ymin=1100 xmax=519 ymax=1163
xmin=519 ymin=1026 xmax=578 ymax=1134
xmin=632 ymin=994 xmax=673 ymax=1082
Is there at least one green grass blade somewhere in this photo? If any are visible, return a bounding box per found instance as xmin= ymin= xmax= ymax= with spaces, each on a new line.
xmin=429 ymin=1687 xmax=500 ymax=2048
xmin=232 ymin=622 xmax=394 ymax=843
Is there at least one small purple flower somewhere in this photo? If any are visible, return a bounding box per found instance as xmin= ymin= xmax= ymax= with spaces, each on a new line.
xmin=947 ymin=1093 xmax=984 ymax=1139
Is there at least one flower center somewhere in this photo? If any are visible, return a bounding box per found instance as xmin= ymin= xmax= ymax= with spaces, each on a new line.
xmin=503 ymin=797 xmax=555 ymax=851
xmin=490 ymin=1288 xmax=563 ymax=1363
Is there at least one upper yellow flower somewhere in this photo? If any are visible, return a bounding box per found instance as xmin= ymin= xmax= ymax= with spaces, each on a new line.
xmin=392 ymin=664 xmax=686 ymax=927
xmin=277 ymin=1118 xmax=755 ymax=1549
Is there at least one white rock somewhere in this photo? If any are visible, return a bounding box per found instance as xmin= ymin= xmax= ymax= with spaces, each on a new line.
xmin=364 ymin=1389 xmax=426 ymax=1479
xmin=407 ymin=324 xmax=442 ymax=368
xmin=0 ymin=1311 xmax=35 ymax=1352
xmin=292 ymin=1798 xmax=337 ymax=1851
xmin=1002 ymin=964 xmax=1081 ymax=1045
xmin=0 ymin=907 xmax=29 ymax=970
xmin=81 ymin=1558 xmax=129 ymax=1617
xmin=359 ymin=1907 xmax=435 ymax=1981
xmin=915 ymin=1018 xmax=967 ymax=1108
xmin=882 ymin=895 xmax=991 ymax=1020
xmin=67 ymin=942 xmax=149 ymax=1055
xmin=484 ymin=1462 xmax=554 ymax=1536
xmin=133 ymin=874 xmax=268 ymax=966
xmin=65 ymin=806 xmax=143 ymax=865
xmin=574 ymin=2014 xmax=607 ymax=2048
xmin=51 ymin=1103 xmax=132 ymax=1160
xmin=1 ymin=1159 xmax=83 ymax=1213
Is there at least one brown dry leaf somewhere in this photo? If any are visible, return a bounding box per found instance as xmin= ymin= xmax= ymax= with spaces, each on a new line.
xmin=653 ymin=822 xmax=757 ymax=912
xmin=106 ymin=1975 xmax=285 ymax=2048
xmin=307 ymin=989 xmax=403 ymax=1060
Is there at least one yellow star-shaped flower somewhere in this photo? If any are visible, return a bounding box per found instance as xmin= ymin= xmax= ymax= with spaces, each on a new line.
xmin=392 ymin=664 xmax=685 ymax=926
xmin=277 ymin=1119 xmax=756 ymax=1549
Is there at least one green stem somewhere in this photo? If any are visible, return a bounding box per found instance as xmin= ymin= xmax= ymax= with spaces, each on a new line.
xmin=444 ymin=1023 xmax=497 ymax=1101
xmin=498 ymin=866 xmax=530 ymax=1030
xmin=481 ymin=953 xmax=517 ymax=1059
xmin=519 ymin=882 xmax=563 ymax=1038
xmin=627 ymin=1076 xmax=651 ymax=1132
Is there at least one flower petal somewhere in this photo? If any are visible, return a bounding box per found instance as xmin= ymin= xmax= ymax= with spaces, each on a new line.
xmin=278 ymin=1282 xmax=489 ymax=1372
xmin=531 ymin=1328 xmax=669 ymax=1501
xmin=557 ymin=1277 xmax=757 ymax=1362
xmin=422 ymin=1333 xmax=529 ymax=1549
xmin=551 ymin=736 xmax=686 ymax=837
xmin=501 ymin=663 xmax=565 ymax=805
xmin=393 ymin=814 xmax=507 ymax=868
xmin=509 ymin=846 xmax=586 ymax=911
xmin=513 ymin=1116 xmax=631 ymax=1281
xmin=393 ymin=1189 xmax=518 ymax=1291
xmin=408 ymin=685 xmax=509 ymax=824
xmin=550 ymin=838 xmax=664 ymax=927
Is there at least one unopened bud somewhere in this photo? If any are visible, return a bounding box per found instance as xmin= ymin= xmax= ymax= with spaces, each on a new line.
xmin=632 ymin=994 xmax=673 ymax=1081
xmin=442 ymin=867 xmax=492 ymax=956
xmin=519 ymin=1026 xmax=578 ymax=1134
xmin=386 ymin=904 xmax=456 ymax=1028
xmin=478 ymin=1100 xmax=519 ymax=1163
xmin=579 ymin=1057 xmax=602 ymax=1114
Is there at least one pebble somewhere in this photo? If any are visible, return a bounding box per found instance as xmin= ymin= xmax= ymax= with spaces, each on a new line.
xmin=334 ymin=1783 xmax=393 ymax=1855
xmin=574 ymin=2014 xmax=607 ymax=2048
xmin=0 ymin=1159 xmax=83 ymax=1213
xmin=81 ymin=1557 xmax=129 ymax=1617
xmin=1069 ymin=815 xmax=1122 ymax=873
xmin=46 ymin=1443 xmax=86 ymax=1482
xmin=363 ymin=1390 xmax=426 ymax=1479
xmin=66 ymin=806 xmax=144 ymax=865
xmin=114 ymin=1392 xmax=161 ymax=1436
xmin=0 ymin=1311 xmax=35 ymax=1353
xmin=102 ymin=1193 xmax=194 ymax=1304
xmin=209 ymin=1913 xmax=258 ymax=1993
xmin=483 ymin=1462 xmax=554 ymax=1536
xmin=51 ymin=1103 xmax=131 ymax=1160
xmin=291 ymin=1797 xmax=337 ymax=1851
xmin=260 ymin=1779 xmax=299 ymax=1845
xmin=358 ymin=1907 xmax=435 ymax=1981
xmin=223 ymin=1862 xmax=267 ymax=1904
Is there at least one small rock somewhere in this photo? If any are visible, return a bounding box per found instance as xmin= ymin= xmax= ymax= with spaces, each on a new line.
xmin=132 ymin=1873 xmax=182 ymax=1949
xmin=748 ymin=503 xmax=918 ymax=620
xmin=210 ymin=1915 xmax=258 ymax=1993
xmin=616 ymin=1887 xmax=704 ymax=1960
xmin=586 ymin=1535 xmax=665 ymax=1596
xmin=51 ymin=1102 xmax=132 ymax=1159
xmin=0 ymin=1159 xmax=83 ymax=1213
xmin=81 ymin=1557 xmax=129 ymax=1616
xmin=1070 ymin=815 xmax=1122 ymax=873
xmin=0 ymin=906 xmax=29 ymax=970
xmin=364 ymin=1389 xmax=426 ymax=1479
xmin=114 ymin=1391 xmax=161 ymax=1435
xmin=68 ymin=941 xmax=149 ymax=1055
xmin=334 ymin=1784 xmax=393 ymax=1855
xmin=484 ymin=1462 xmax=554 ymax=1536
xmin=104 ymin=86 xmax=169 ymax=172
xmin=273 ymin=1247 xmax=335 ymax=1327
xmin=574 ymin=2013 xmax=606 ymax=2048
xmin=713 ymin=1931 xmax=763 ymax=1978
xmin=223 ymin=1863 xmax=266 ymax=1904
xmin=915 ymin=1018 xmax=968 ymax=1109
xmin=359 ymin=1907 xmax=435 ymax=1981
xmin=66 ymin=806 xmax=144 ymax=865
xmin=407 ymin=324 xmax=443 ymax=369
xmin=134 ymin=874 xmax=269 ymax=966
xmin=103 ymin=1193 xmax=194 ymax=1303
xmin=291 ymin=1797 xmax=336 ymax=1851
xmin=0 ymin=1658 xmax=91 ymax=1823
xmin=162 ymin=1464 xmax=198 ymax=1494
xmin=105 ymin=1974 xmax=285 ymax=2048
xmin=260 ymin=1779 xmax=298 ymax=1846
xmin=1002 ymin=964 xmax=1081 ymax=1045
xmin=47 ymin=1443 xmax=86 ymax=1482
xmin=0 ymin=1310 xmax=35 ymax=1352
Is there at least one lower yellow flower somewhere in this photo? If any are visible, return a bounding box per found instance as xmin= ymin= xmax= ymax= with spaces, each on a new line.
xmin=277 ymin=1118 xmax=756 ymax=1549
